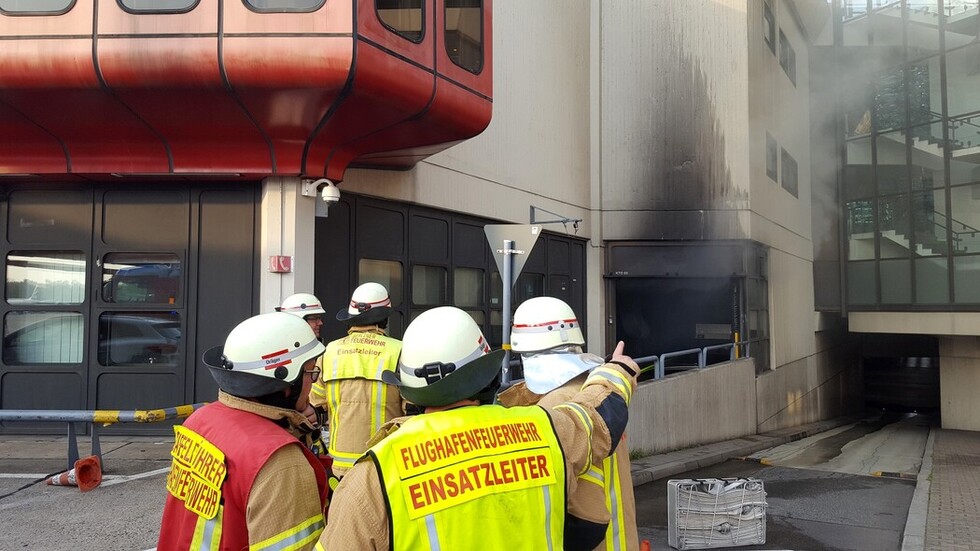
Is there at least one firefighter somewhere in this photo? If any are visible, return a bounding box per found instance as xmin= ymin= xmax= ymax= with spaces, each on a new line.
xmin=309 ymin=282 xmax=403 ymax=476
xmin=315 ymin=306 xmax=639 ymax=551
xmin=277 ymin=292 xmax=327 ymax=340
xmin=158 ymin=312 xmax=329 ymax=551
xmin=277 ymin=293 xmax=332 ymax=456
xmin=499 ymin=296 xmax=639 ymax=551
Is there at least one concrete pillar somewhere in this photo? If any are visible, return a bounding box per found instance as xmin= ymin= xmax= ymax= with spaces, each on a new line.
xmin=259 ymin=176 xmax=317 ymax=314
xmin=939 ymin=336 xmax=980 ymax=431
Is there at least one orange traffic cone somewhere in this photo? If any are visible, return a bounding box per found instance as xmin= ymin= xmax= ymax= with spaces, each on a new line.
xmin=46 ymin=455 xmax=102 ymax=492
xmin=640 ymin=540 xmax=651 ymax=551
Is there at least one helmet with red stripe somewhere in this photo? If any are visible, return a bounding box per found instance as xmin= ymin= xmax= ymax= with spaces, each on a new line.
xmin=203 ymin=312 xmax=326 ymax=397
xmin=511 ymin=296 xmax=585 ymax=353
xmin=276 ymin=293 xmax=326 ymax=318
xmin=335 ymin=282 xmax=392 ymax=326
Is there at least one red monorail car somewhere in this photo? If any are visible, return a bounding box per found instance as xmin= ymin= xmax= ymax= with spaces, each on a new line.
xmin=0 ymin=0 xmax=492 ymax=181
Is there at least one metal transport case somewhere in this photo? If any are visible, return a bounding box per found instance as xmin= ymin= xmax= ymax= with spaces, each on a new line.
xmin=667 ymin=478 xmax=767 ymax=550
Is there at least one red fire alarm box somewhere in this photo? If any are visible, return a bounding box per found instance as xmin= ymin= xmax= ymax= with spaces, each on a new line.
xmin=269 ymin=255 xmax=292 ymax=273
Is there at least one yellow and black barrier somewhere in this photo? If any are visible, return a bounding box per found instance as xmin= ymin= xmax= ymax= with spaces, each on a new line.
xmin=0 ymin=403 xmax=206 ymax=471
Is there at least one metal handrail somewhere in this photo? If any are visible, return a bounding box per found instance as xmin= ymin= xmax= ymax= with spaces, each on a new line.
xmin=0 ymin=403 xmax=205 ymax=471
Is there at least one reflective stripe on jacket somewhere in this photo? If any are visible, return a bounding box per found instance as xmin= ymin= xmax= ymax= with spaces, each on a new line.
xmin=157 ymin=402 xmax=328 ymax=551
xmin=367 ymin=405 xmax=566 ymax=551
xmin=313 ymin=330 xmax=401 ymax=474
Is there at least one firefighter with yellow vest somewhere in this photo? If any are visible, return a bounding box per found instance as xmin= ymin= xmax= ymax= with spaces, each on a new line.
xmin=309 ymin=282 xmax=403 ymax=476
xmin=499 ymin=296 xmax=639 ymax=551
xmin=158 ymin=312 xmax=329 ymax=551
xmin=315 ymin=306 xmax=639 ymax=551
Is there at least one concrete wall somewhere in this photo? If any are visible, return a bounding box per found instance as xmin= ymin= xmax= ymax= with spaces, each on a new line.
xmin=939 ymin=336 xmax=980 ymax=431
xmin=756 ymin=329 xmax=863 ymax=431
xmin=599 ymin=0 xmax=751 ymax=241
xmin=628 ymin=359 xmax=758 ymax=455
xmin=627 ymin=331 xmax=861 ymax=455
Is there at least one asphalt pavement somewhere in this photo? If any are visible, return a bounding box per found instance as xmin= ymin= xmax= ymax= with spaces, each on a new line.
xmin=1 ymin=416 xmax=978 ymax=550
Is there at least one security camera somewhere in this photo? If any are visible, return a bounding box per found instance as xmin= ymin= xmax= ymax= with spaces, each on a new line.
xmin=316 ymin=179 xmax=340 ymax=205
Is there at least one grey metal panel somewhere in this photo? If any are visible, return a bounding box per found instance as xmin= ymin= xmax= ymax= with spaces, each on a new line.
xmin=194 ymin=187 xmax=257 ymax=402
xmin=410 ymin=214 xmax=449 ymax=263
xmin=102 ymin=189 xmax=190 ymax=248
xmin=0 ymin=371 xmax=84 ymax=431
xmin=453 ymin=221 xmax=488 ymax=268
xmin=315 ymin=198 xmax=353 ymax=344
xmin=1 ymin=371 xmax=83 ymax=409
xmin=357 ymin=203 xmax=405 ymax=258
xmin=95 ymin=372 xmax=181 ymax=410
xmin=7 ymin=189 xmax=93 ymax=245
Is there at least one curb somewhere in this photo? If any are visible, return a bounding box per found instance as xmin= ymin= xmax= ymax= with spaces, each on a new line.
xmin=900 ymin=428 xmax=934 ymax=551
xmin=630 ymin=416 xmax=857 ymax=488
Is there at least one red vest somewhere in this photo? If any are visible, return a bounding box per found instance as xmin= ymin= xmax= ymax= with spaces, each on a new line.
xmin=157 ymin=402 xmax=328 ymax=551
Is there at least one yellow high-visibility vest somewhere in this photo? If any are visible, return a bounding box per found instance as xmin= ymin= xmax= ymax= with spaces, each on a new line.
xmin=314 ymin=331 xmax=401 ymax=471
xmin=366 ymin=405 xmax=566 ymax=551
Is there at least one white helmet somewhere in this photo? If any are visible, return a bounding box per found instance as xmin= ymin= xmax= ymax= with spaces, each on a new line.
xmin=276 ymin=293 xmax=326 ymax=318
xmin=204 ymin=312 xmax=326 ymax=397
xmin=336 ymin=282 xmax=392 ymax=326
xmin=511 ymin=297 xmax=599 ymax=394
xmin=511 ymin=296 xmax=585 ymax=353
xmin=381 ymin=306 xmax=504 ymax=407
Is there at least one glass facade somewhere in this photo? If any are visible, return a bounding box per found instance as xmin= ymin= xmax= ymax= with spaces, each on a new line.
xmin=838 ymin=0 xmax=980 ymax=307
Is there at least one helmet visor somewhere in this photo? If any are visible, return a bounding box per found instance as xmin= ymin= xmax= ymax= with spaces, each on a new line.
xmin=521 ymin=351 xmax=603 ymax=394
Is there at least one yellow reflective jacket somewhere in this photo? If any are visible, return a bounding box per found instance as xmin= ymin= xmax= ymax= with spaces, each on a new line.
xmin=310 ymin=328 xmax=402 ymax=475
xmin=366 ymin=405 xmax=566 ymax=551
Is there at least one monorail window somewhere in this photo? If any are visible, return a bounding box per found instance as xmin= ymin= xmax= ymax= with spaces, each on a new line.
xmin=6 ymin=251 xmax=85 ymax=305
xmin=102 ymin=253 xmax=181 ymax=305
xmin=244 ymin=0 xmax=324 ymax=12
xmin=445 ymin=0 xmax=482 ymax=73
xmin=117 ymin=0 xmax=198 ymax=13
xmin=0 ymin=0 xmax=73 ymax=14
xmin=3 ymin=311 xmax=83 ymax=365
xmin=377 ymin=0 xmax=423 ymax=42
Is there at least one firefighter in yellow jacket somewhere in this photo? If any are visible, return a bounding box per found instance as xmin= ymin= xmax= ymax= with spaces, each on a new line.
xmin=499 ymin=296 xmax=639 ymax=551
xmin=309 ymin=282 xmax=403 ymax=476
xmin=316 ymin=306 xmax=639 ymax=551
xmin=158 ymin=313 xmax=328 ymax=551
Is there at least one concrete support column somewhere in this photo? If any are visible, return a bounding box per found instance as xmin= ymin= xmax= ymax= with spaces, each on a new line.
xmin=259 ymin=176 xmax=317 ymax=314
xmin=939 ymin=336 xmax=980 ymax=431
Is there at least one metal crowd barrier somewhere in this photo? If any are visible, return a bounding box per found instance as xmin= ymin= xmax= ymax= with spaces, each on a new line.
xmin=0 ymin=403 xmax=205 ymax=471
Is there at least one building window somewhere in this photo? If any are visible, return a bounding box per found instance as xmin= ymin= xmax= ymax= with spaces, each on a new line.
xmin=453 ymin=267 xmax=484 ymax=308
xmin=244 ymin=0 xmax=325 ymax=12
xmin=377 ymin=0 xmax=423 ymax=42
xmin=3 ymin=311 xmax=83 ymax=365
xmin=763 ymin=2 xmax=776 ymax=54
xmin=117 ymin=0 xmax=198 ymax=13
xmin=0 ymin=0 xmax=73 ymax=13
xmin=98 ymin=312 xmax=181 ymax=366
xmin=781 ymin=148 xmax=799 ymax=198
xmin=358 ymin=259 xmax=404 ymax=307
xmin=412 ymin=265 xmax=447 ymax=305
xmin=766 ymin=133 xmax=778 ymax=182
xmin=102 ymin=253 xmax=181 ymax=305
xmin=7 ymin=251 xmax=85 ymax=305
xmin=445 ymin=0 xmax=483 ymax=73
xmin=779 ymin=29 xmax=796 ymax=86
